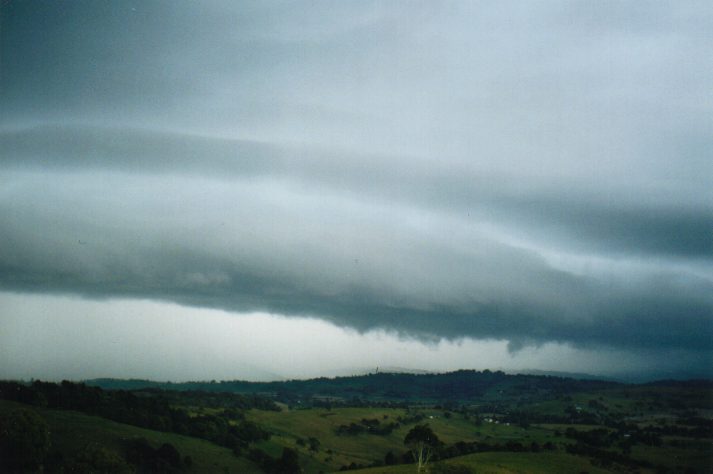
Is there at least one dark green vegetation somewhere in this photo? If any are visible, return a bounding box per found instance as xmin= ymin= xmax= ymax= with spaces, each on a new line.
xmin=87 ymin=370 xmax=623 ymax=404
xmin=1 ymin=371 xmax=711 ymax=473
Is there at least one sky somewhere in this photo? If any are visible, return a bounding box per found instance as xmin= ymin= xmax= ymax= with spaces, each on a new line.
xmin=0 ymin=1 xmax=711 ymax=382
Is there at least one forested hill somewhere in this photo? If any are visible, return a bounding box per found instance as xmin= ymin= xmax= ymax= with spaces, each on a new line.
xmin=86 ymin=370 xmax=624 ymax=404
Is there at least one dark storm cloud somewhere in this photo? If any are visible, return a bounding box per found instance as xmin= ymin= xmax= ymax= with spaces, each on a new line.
xmin=1 ymin=151 xmax=710 ymax=354
xmin=3 ymin=125 xmax=711 ymax=259
xmin=1 ymin=1 xmax=712 ymax=372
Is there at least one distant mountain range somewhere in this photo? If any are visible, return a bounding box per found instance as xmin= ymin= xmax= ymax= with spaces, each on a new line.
xmin=85 ymin=369 xmax=637 ymax=405
xmin=85 ymin=367 xmax=713 ymax=408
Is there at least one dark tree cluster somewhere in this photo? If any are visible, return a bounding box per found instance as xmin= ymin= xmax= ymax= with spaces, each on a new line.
xmin=429 ymin=463 xmax=474 ymax=474
xmin=311 ymin=397 xmax=409 ymax=409
xmin=248 ymin=447 xmax=301 ymax=474
xmin=564 ymin=427 xmax=617 ymax=447
xmin=335 ymin=417 xmax=399 ymax=436
xmin=142 ymin=388 xmax=280 ymax=411
xmin=436 ymin=438 xmax=556 ymax=461
xmin=398 ymin=412 xmax=426 ymax=424
xmin=565 ymin=442 xmax=650 ymax=470
xmin=561 ymin=425 xmax=677 ymax=471
xmin=125 ymin=438 xmax=189 ymax=473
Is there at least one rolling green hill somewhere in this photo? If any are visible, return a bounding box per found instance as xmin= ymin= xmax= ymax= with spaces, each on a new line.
xmin=0 ymin=399 xmax=261 ymax=473
xmin=2 ymin=374 xmax=711 ymax=473
xmin=351 ymin=452 xmax=614 ymax=474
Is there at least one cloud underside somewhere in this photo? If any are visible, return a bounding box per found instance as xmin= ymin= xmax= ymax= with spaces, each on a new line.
xmin=1 ymin=126 xmax=711 ymax=355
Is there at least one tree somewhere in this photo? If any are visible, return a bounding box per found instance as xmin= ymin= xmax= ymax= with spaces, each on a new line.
xmin=156 ymin=443 xmax=182 ymax=469
xmin=430 ymin=463 xmax=473 ymax=474
xmin=275 ymin=447 xmax=301 ymax=474
xmin=404 ymin=424 xmax=440 ymax=472
xmin=308 ymin=436 xmax=320 ymax=452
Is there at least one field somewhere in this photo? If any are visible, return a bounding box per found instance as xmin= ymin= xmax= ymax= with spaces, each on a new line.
xmin=243 ymin=404 xmax=713 ymax=473
xmin=245 ymin=406 xmax=561 ymax=469
xmin=1 ymin=373 xmax=711 ymax=473
xmin=354 ymin=452 xmax=613 ymax=474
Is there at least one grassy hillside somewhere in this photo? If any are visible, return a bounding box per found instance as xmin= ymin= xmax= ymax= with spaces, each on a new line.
xmin=2 ymin=376 xmax=711 ymax=474
xmin=0 ymin=399 xmax=261 ymax=473
xmin=244 ymin=406 xmax=603 ymax=472
xmin=244 ymin=395 xmax=712 ymax=473
xmin=352 ymin=451 xmax=614 ymax=474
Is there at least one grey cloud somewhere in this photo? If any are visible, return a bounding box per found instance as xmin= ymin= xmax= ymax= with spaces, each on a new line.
xmin=3 ymin=125 xmax=711 ymax=259
xmin=0 ymin=157 xmax=711 ymax=358
xmin=1 ymin=1 xmax=712 ymax=375
xmin=491 ymin=196 xmax=713 ymax=258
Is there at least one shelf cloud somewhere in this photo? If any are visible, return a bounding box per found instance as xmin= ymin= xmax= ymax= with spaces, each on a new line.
xmin=1 ymin=1 xmax=711 ymax=377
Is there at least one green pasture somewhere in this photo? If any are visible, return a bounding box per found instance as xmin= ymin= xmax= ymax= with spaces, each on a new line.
xmin=246 ymin=407 xmax=569 ymax=472
xmin=351 ymin=451 xmax=614 ymax=474
xmin=3 ymin=394 xmax=710 ymax=474
xmin=630 ymin=440 xmax=713 ymax=473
